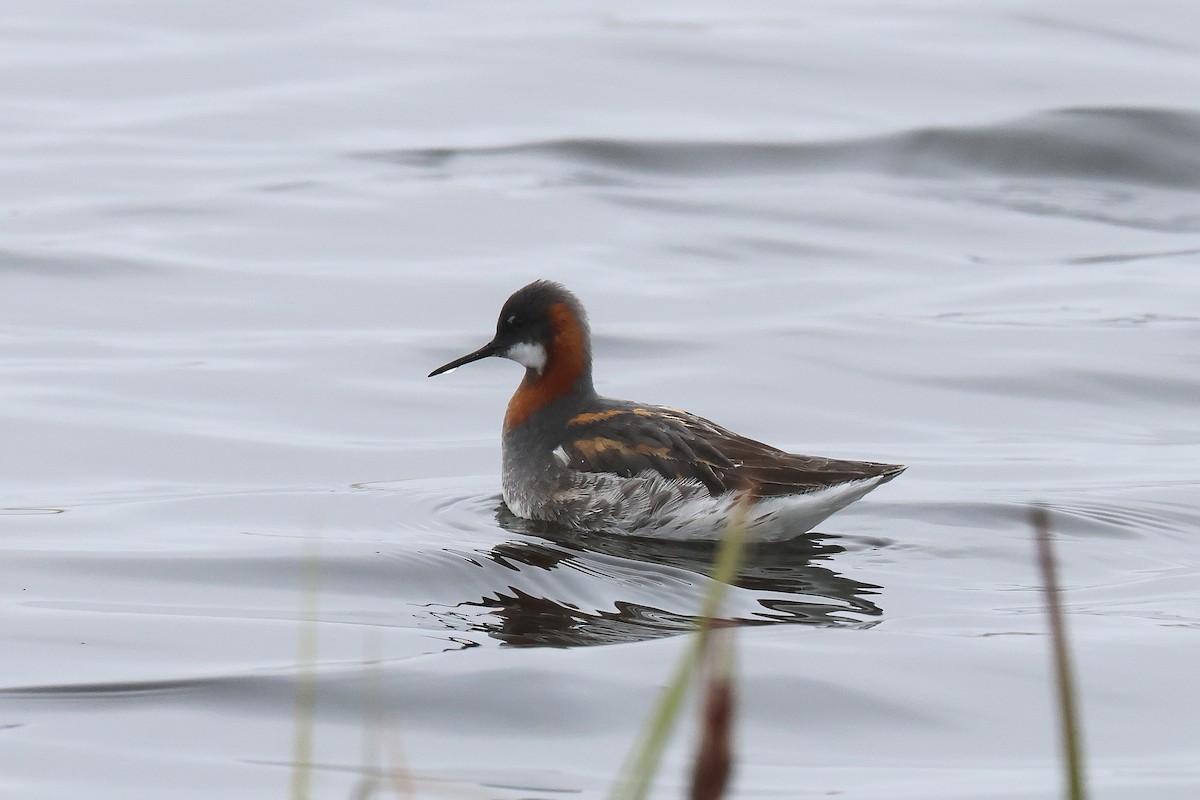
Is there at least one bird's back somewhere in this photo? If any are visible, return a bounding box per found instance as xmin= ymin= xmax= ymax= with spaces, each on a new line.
xmin=504 ymin=399 xmax=904 ymax=539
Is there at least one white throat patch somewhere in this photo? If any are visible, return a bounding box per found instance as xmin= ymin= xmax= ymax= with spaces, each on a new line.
xmin=504 ymin=341 xmax=547 ymax=373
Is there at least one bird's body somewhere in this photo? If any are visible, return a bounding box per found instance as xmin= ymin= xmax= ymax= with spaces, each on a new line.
xmin=430 ymin=281 xmax=903 ymax=540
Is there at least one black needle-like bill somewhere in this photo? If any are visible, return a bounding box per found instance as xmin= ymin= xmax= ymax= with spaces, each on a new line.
xmin=428 ymin=340 xmax=502 ymax=377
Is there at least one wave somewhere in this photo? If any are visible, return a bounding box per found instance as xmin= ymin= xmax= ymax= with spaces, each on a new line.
xmin=360 ymin=107 xmax=1200 ymax=189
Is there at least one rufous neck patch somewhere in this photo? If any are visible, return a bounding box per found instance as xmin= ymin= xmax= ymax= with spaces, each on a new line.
xmin=504 ymin=302 xmax=589 ymax=430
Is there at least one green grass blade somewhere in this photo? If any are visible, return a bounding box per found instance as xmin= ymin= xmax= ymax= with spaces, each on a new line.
xmin=609 ymin=499 xmax=751 ymax=800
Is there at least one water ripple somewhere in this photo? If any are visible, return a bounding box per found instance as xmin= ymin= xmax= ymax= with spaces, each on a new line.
xmin=359 ymin=107 xmax=1200 ymax=189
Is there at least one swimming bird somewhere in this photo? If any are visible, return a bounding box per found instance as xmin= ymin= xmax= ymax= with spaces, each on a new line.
xmin=429 ymin=280 xmax=903 ymax=539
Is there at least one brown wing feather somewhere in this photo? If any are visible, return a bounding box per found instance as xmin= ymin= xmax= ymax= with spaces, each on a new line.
xmin=561 ymin=404 xmax=903 ymax=498
xmin=561 ymin=405 xmax=731 ymax=494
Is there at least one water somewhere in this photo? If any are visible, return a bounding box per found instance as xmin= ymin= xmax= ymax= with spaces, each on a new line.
xmin=3 ymin=1 xmax=1200 ymax=798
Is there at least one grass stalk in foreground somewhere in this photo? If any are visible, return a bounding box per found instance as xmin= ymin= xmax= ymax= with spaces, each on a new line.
xmin=608 ymin=495 xmax=751 ymax=800
xmin=290 ymin=538 xmax=322 ymax=800
xmin=1031 ymin=506 xmax=1088 ymax=800
xmin=690 ymin=627 xmax=735 ymax=800
xmin=356 ymin=628 xmax=416 ymax=800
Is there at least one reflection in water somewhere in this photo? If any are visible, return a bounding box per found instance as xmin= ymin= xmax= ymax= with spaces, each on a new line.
xmin=473 ymin=589 xmax=697 ymax=648
xmin=439 ymin=507 xmax=884 ymax=648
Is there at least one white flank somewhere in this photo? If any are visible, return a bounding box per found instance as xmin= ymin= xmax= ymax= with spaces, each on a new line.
xmin=506 ymin=469 xmax=897 ymax=542
xmin=645 ymin=475 xmax=891 ymax=542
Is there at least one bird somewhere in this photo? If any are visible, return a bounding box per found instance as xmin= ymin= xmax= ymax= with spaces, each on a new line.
xmin=429 ymin=280 xmax=903 ymax=540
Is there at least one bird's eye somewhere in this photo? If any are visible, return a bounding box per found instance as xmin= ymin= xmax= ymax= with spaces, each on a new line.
xmin=506 ymin=315 xmax=518 ymax=327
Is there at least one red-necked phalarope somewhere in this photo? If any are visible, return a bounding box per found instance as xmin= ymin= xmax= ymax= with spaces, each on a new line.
xmin=429 ymin=280 xmax=904 ymax=540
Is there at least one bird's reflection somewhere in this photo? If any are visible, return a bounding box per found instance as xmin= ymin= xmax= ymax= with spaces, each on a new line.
xmin=438 ymin=506 xmax=884 ymax=648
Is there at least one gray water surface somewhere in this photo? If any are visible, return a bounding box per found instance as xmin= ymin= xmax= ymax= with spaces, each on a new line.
xmin=3 ymin=2 xmax=1200 ymax=798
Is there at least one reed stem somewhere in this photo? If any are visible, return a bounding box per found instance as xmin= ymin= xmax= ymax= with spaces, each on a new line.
xmin=1031 ymin=506 xmax=1088 ymax=800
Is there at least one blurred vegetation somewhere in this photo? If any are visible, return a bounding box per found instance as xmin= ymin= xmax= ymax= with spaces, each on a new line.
xmin=609 ymin=496 xmax=752 ymax=800
xmin=1031 ymin=506 xmax=1088 ymax=800
xmin=287 ymin=502 xmax=1092 ymax=800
